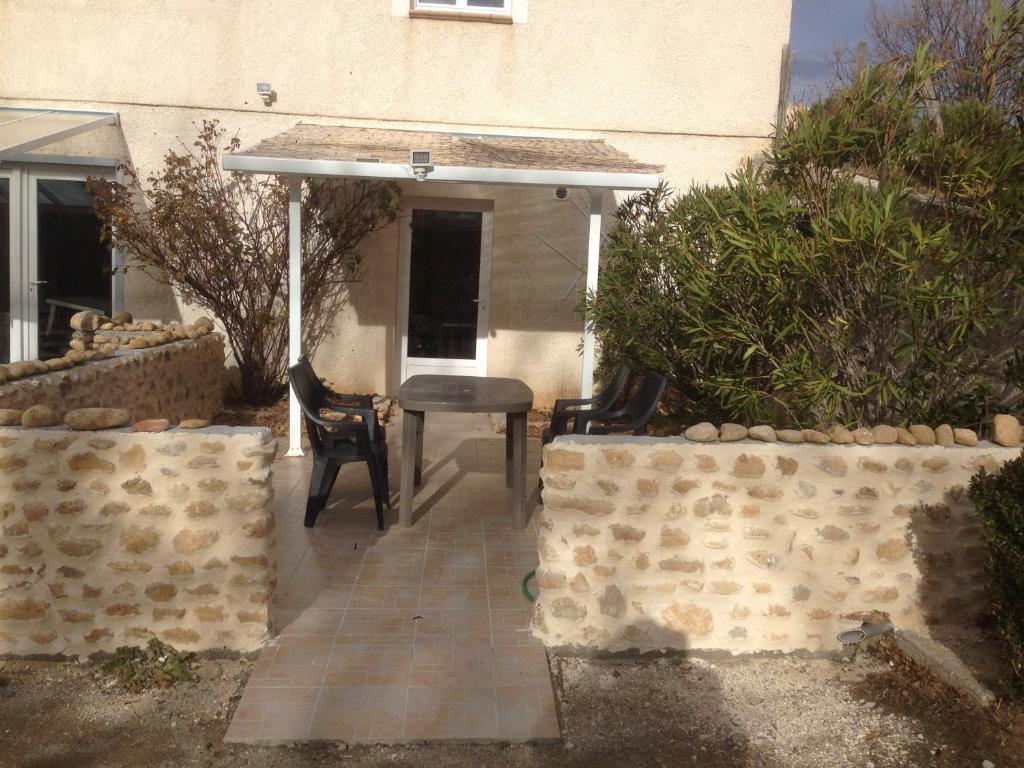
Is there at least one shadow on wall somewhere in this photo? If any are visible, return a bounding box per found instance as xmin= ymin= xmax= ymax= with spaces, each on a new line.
xmin=909 ymin=482 xmax=993 ymax=653
xmin=314 ymin=184 xmax=612 ymax=395
xmin=103 ymin=125 xmax=183 ymax=325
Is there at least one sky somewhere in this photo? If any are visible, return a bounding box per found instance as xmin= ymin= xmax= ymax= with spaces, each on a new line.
xmin=789 ymin=0 xmax=883 ymax=101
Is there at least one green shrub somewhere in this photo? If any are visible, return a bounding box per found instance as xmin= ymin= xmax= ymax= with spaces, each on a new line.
xmin=587 ymin=26 xmax=1024 ymax=428
xmin=102 ymin=639 xmax=194 ymax=692
xmin=969 ymin=452 xmax=1024 ymax=688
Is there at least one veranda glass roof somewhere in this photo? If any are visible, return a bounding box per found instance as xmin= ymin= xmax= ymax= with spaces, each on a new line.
xmin=0 ymin=107 xmax=118 ymax=161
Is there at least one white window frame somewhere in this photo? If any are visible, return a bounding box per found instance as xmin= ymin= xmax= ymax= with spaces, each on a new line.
xmin=396 ymin=0 xmax=527 ymax=22
xmin=2 ymin=157 xmax=121 ymax=362
xmin=395 ymin=197 xmax=493 ymax=389
xmin=414 ymin=0 xmax=511 ymax=15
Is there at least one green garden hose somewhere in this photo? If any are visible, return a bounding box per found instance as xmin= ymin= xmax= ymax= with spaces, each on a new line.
xmin=521 ymin=569 xmax=537 ymax=603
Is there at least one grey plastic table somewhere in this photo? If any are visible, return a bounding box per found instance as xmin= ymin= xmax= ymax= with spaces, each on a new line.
xmin=398 ymin=374 xmax=534 ymax=529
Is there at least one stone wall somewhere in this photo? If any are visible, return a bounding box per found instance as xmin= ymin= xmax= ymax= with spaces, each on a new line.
xmin=0 ymin=335 xmax=224 ymax=423
xmin=0 ymin=426 xmax=277 ymax=656
xmin=533 ymin=436 xmax=1019 ymax=654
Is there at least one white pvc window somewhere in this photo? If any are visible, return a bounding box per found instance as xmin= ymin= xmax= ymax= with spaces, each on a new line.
xmin=414 ymin=0 xmax=511 ymax=15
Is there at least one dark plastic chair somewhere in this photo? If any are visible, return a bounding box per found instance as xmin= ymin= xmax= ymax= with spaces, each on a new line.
xmin=288 ymin=360 xmax=389 ymax=530
xmin=295 ymin=355 xmax=386 ymax=445
xmin=541 ymin=363 xmax=631 ymax=447
xmin=572 ymin=372 xmax=667 ymax=436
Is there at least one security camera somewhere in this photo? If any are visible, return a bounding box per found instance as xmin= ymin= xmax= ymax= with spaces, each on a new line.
xmin=410 ymin=150 xmax=434 ymax=182
xmin=553 ymin=186 xmax=569 ymax=200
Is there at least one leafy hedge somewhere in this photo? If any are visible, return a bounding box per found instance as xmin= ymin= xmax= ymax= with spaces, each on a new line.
xmin=586 ymin=34 xmax=1024 ymax=428
xmin=969 ymin=453 xmax=1024 ymax=688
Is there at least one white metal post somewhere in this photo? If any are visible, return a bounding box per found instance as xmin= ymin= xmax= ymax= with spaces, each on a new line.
xmin=286 ymin=176 xmax=304 ymax=457
xmin=580 ymin=189 xmax=603 ymax=399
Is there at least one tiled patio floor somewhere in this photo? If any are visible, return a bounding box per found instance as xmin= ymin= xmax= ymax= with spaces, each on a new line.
xmin=224 ymin=412 xmax=559 ymax=744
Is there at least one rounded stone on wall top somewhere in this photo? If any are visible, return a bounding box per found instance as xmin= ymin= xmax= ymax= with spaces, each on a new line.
xmin=992 ymin=414 xmax=1022 ymax=447
xmin=748 ymin=425 xmax=777 ymax=442
xmin=909 ymin=424 xmax=936 ymax=445
xmin=22 ymin=405 xmax=59 ymax=428
xmin=872 ymin=425 xmax=898 ymax=444
xmin=683 ymin=422 xmax=718 ymax=442
xmin=69 ymin=310 xmax=100 ymax=333
xmin=64 ymin=408 xmax=132 ymax=431
xmin=827 ymin=425 xmax=854 ymax=444
xmin=953 ymin=427 xmax=978 ymax=446
xmin=0 ymin=409 xmax=23 ymax=426
xmin=719 ymin=423 xmax=748 ymax=442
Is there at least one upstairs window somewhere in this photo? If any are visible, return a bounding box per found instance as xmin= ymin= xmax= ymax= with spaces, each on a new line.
xmin=413 ymin=0 xmax=511 ymax=16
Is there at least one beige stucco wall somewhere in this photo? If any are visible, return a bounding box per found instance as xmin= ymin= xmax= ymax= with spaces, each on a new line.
xmin=533 ymin=436 xmax=1016 ymax=654
xmin=0 ymin=426 xmax=277 ymax=656
xmin=0 ymin=0 xmax=792 ymax=402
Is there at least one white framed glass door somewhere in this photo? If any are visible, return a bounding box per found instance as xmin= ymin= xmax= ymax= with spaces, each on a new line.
xmin=4 ymin=164 xmax=116 ymax=362
xmin=397 ymin=198 xmax=493 ymax=383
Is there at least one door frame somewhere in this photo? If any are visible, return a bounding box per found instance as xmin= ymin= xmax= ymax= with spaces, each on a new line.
xmin=3 ymin=158 xmax=120 ymax=361
xmin=396 ymin=196 xmax=494 ymax=385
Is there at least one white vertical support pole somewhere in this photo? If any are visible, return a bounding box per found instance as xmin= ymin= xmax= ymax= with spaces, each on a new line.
xmin=286 ymin=176 xmax=304 ymax=457
xmin=580 ymin=188 xmax=603 ymax=400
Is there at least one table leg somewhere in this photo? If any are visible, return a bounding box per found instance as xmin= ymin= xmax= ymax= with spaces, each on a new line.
xmin=399 ymin=410 xmax=421 ymax=528
xmin=414 ymin=411 xmax=425 ymax=487
xmin=505 ymin=413 xmax=513 ymax=488
xmin=512 ymin=411 xmax=527 ymax=529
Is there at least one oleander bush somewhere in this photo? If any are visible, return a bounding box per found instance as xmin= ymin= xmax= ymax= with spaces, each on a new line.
xmin=586 ymin=6 xmax=1024 ymax=428
xmin=969 ymin=452 xmax=1024 ymax=688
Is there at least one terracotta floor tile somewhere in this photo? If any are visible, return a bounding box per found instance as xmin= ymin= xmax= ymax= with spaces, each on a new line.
xmin=492 ymin=645 xmax=551 ymax=687
xmin=490 ymin=608 xmax=539 ymax=646
xmin=348 ymin=584 xmax=420 ymax=611
xmin=419 ymin=585 xmax=489 ymax=611
xmin=414 ymin=609 xmax=492 ymax=639
xmin=230 ymin=416 xmax=559 ymax=745
xmin=486 ymin=566 xmax=536 ymax=611
xmin=337 ymin=608 xmax=418 ymax=640
xmin=277 ymin=608 xmax=345 ymax=636
xmin=424 ymin=548 xmax=487 ymax=569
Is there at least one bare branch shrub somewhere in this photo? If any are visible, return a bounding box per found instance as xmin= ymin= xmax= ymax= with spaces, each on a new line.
xmin=91 ymin=120 xmax=398 ymax=404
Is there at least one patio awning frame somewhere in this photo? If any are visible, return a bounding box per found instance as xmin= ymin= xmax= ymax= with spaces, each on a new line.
xmin=0 ymin=107 xmax=119 ymax=162
xmin=223 ymin=124 xmax=663 ymax=456
xmin=223 ymin=153 xmax=661 ymax=191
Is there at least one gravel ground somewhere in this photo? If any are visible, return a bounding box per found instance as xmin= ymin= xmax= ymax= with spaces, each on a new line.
xmin=0 ymin=642 xmax=1021 ymax=768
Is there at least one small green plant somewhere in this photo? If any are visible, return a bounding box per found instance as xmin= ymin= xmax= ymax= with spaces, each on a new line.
xmin=102 ymin=639 xmax=195 ymax=693
xmin=968 ymin=451 xmax=1024 ymax=688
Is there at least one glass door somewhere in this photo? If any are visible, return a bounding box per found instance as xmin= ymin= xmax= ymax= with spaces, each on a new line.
xmin=4 ymin=166 xmax=115 ymax=362
xmin=399 ymin=203 xmax=492 ymax=382
xmin=29 ymin=174 xmax=112 ymax=358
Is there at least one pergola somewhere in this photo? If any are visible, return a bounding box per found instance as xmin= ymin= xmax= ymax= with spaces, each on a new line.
xmin=222 ymin=124 xmax=662 ymax=456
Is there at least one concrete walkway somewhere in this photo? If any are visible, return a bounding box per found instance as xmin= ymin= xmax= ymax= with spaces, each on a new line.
xmin=224 ymin=412 xmax=559 ymax=744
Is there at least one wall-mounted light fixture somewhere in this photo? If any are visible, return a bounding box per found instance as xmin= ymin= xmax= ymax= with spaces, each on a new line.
xmin=256 ymin=82 xmax=276 ymax=107
xmin=410 ymin=149 xmax=434 ymax=182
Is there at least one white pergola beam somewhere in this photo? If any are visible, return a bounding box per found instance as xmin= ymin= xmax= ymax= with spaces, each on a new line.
xmin=222 ymin=153 xmax=660 ymax=192
xmin=580 ymin=189 xmax=604 ymax=400
xmin=286 ymin=176 xmax=304 ymax=457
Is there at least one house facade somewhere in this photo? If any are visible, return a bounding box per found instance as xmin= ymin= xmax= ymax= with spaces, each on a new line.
xmin=0 ymin=0 xmax=793 ymax=404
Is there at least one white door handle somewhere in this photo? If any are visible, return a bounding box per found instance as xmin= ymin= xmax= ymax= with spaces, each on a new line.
xmin=29 ymin=280 xmax=47 ymax=286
